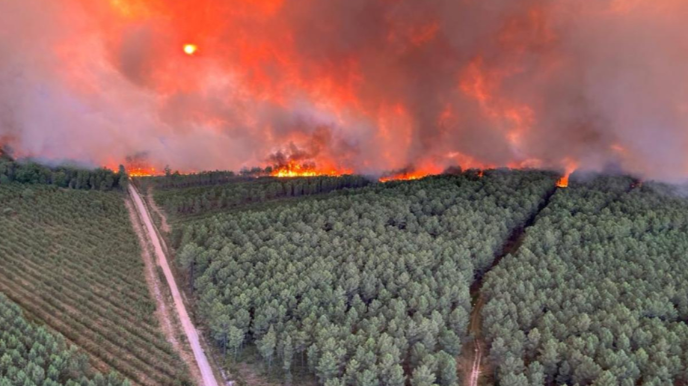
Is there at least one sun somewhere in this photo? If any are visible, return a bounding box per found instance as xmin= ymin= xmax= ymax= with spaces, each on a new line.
xmin=184 ymin=44 xmax=199 ymax=56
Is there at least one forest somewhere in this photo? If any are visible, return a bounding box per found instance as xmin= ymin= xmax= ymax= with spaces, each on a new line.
xmin=150 ymin=175 xmax=371 ymax=217
xmin=1 ymin=162 xmax=686 ymax=386
xmin=144 ymin=170 xmax=245 ymax=189
xmin=0 ymin=183 xmax=191 ymax=385
xmin=0 ymin=153 xmax=126 ymax=191
xmin=0 ymin=294 xmax=129 ymax=386
xmin=169 ymin=170 xmax=558 ymax=385
xmin=481 ymin=176 xmax=687 ymax=385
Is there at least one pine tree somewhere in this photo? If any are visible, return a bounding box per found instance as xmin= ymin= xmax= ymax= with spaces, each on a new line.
xmin=258 ymin=326 xmax=277 ymax=368
xmin=411 ymin=365 xmax=437 ymax=386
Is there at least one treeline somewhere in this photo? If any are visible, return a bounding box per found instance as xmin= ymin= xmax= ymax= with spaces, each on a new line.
xmin=143 ymin=170 xmax=244 ymax=189
xmin=156 ymin=175 xmax=372 ymax=216
xmin=141 ymin=166 xmax=280 ymax=190
xmin=0 ymin=156 xmax=126 ymax=191
xmin=171 ymin=170 xmax=556 ymax=385
xmin=481 ymin=176 xmax=687 ymax=385
xmin=0 ymin=294 xmax=129 ymax=386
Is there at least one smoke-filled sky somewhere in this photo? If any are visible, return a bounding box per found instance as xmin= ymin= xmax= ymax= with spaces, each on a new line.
xmin=0 ymin=0 xmax=686 ymax=180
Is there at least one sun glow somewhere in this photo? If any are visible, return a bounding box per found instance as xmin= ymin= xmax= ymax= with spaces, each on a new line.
xmin=183 ymin=44 xmax=197 ymax=55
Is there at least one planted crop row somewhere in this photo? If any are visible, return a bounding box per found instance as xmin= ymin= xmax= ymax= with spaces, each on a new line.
xmin=0 ymin=184 xmax=192 ymax=385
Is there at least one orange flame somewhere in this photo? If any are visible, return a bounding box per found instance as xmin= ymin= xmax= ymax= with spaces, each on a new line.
xmin=270 ymin=161 xmax=349 ymax=178
xmin=556 ymin=159 xmax=578 ymax=188
xmin=127 ymin=166 xmax=159 ymax=177
xmin=379 ymin=170 xmax=429 ymax=183
xmin=105 ymin=159 xmax=162 ymax=177
xmin=555 ymin=175 xmax=568 ymax=188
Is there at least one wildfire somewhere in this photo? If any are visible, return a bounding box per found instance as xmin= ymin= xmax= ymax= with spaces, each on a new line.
xmin=105 ymin=157 xmax=161 ymax=177
xmin=556 ymin=159 xmax=578 ymax=188
xmin=127 ymin=166 xmax=159 ymax=177
xmin=270 ymin=161 xmax=348 ymax=178
xmin=379 ymin=170 xmax=429 ymax=183
xmin=555 ymin=175 xmax=568 ymax=188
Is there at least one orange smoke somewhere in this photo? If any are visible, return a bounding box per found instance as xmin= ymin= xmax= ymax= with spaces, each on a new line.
xmin=0 ymin=0 xmax=685 ymax=182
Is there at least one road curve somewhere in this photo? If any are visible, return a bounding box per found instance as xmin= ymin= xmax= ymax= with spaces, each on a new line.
xmin=129 ymin=184 xmax=219 ymax=386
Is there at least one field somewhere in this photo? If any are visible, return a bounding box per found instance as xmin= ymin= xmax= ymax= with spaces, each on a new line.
xmin=481 ymin=176 xmax=687 ymax=385
xmin=0 ymin=293 xmax=129 ymax=385
xmin=157 ymin=170 xmax=559 ymax=385
xmin=0 ymin=183 xmax=191 ymax=385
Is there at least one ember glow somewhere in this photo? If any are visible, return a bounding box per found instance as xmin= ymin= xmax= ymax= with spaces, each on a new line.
xmin=270 ymin=161 xmax=350 ymax=178
xmin=127 ymin=166 xmax=159 ymax=177
xmin=379 ymin=170 xmax=430 ymax=183
xmin=0 ymin=0 xmax=686 ymax=182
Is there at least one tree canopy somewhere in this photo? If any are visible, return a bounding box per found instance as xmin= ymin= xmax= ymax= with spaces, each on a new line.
xmin=169 ymin=170 xmax=557 ymax=385
xmin=0 ymin=154 xmax=125 ymax=191
xmin=0 ymin=294 xmax=130 ymax=386
xmin=481 ymin=176 xmax=687 ymax=385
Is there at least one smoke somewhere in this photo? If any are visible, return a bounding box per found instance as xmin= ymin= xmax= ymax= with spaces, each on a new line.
xmin=0 ymin=0 xmax=686 ymax=181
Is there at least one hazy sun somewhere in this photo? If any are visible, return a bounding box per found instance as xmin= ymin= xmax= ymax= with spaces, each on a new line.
xmin=183 ymin=44 xmax=197 ymax=55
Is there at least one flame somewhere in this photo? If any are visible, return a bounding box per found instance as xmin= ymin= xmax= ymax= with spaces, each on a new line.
xmin=104 ymin=157 xmax=162 ymax=177
xmin=379 ymin=170 xmax=429 ymax=183
xmin=555 ymin=175 xmax=568 ymax=188
xmin=556 ymin=159 xmax=578 ymax=188
xmin=270 ymin=161 xmax=349 ymax=178
xmin=127 ymin=166 xmax=159 ymax=177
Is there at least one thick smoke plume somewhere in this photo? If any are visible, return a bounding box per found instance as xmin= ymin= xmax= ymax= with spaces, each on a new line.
xmin=0 ymin=0 xmax=686 ymax=181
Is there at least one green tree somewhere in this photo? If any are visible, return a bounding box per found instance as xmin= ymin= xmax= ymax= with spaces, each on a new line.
xmin=258 ymin=326 xmax=277 ymax=368
xmin=411 ymin=365 xmax=437 ymax=386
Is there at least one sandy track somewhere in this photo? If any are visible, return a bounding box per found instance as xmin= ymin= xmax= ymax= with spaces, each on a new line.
xmin=129 ymin=184 xmax=219 ymax=386
xmin=466 ymin=295 xmax=484 ymax=386
xmin=125 ymin=198 xmax=203 ymax=385
xmin=469 ymin=338 xmax=482 ymax=386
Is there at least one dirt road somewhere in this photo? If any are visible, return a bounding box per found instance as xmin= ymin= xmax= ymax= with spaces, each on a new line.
xmin=465 ymin=295 xmax=485 ymax=386
xmin=129 ymin=184 xmax=219 ymax=386
xmin=469 ymin=339 xmax=482 ymax=386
